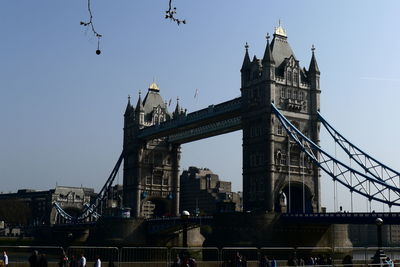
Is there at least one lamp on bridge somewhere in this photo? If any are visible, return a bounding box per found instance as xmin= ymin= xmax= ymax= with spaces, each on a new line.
xmin=373 ymin=217 xmax=386 ymax=264
xmin=181 ymin=210 xmax=190 ymax=247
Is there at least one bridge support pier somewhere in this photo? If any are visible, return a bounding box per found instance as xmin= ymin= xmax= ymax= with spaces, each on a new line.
xmin=205 ymin=212 xmax=352 ymax=247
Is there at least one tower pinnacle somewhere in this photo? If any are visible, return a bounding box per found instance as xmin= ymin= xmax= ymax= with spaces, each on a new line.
xmin=309 ymin=44 xmax=320 ymax=74
xmin=136 ymin=90 xmax=144 ymax=111
xmin=274 ymin=20 xmax=287 ymax=37
xmin=262 ymin=33 xmax=275 ymax=64
xmin=241 ymin=42 xmax=251 ymax=70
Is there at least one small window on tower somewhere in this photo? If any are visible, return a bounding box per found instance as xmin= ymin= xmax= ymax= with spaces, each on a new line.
xmin=163 ymin=178 xmax=169 ymax=186
xmin=294 ymin=71 xmax=299 ymax=84
xmin=146 ymin=176 xmax=152 ymax=185
xmin=287 ymin=89 xmax=292 ymax=99
xmin=281 ymin=88 xmax=286 ymax=98
xmin=299 ymin=91 xmax=304 ymax=101
xmin=280 ymin=154 xmax=287 ymax=165
xmin=287 ymin=71 xmax=292 ymax=83
xmin=293 ymin=90 xmax=298 ymax=100
xmin=153 ymin=176 xmax=162 ymax=185
xmin=278 ymin=124 xmax=283 ymax=135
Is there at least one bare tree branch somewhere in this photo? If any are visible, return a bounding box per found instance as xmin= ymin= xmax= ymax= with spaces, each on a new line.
xmin=80 ymin=0 xmax=102 ymax=55
xmin=80 ymin=0 xmax=186 ymax=55
xmin=165 ymin=0 xmax=186 ymax=25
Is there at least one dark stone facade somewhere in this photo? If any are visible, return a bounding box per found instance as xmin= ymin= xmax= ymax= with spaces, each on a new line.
xmin=240 ymin=25 xmax=321 ymax=213
xmin=123 ymin=83 xmax=182 ymax=218
xmin=123 ymin=24 xmax=321 ymax=218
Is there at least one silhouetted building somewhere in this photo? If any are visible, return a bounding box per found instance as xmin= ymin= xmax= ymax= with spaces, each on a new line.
xmin=180 ymin=166 xmax=242 ymax=215
xmin=0 ymin=186 xmax=95 ymax=226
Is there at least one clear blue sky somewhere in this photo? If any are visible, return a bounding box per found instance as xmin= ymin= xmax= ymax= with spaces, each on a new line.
xmin=1 ymin=0 xmax=400 ymax=212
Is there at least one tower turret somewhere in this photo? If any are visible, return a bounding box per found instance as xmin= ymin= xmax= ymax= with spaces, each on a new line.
xmin=308 ymin=45 xmax=321 ymax=112
xmin=262 ymin=34 xmax=275 ymax=81
xmin=308 ymin=44 xmax=321 ymax=210
xmin=240 ymin=43 xmax=251 ymax=87
xmin=308 ymin=45 xmax=320 ymax=75
xmin=173 ymin=97 xmax=182 ymax=119
xmin=135 ymin=91 xmax=144 ymax=126
xmin=124 ymin=95 xmax=134 ymax=118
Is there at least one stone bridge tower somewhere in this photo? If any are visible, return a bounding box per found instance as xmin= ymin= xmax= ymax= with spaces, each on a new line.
xmin=240 ymin=24 xmax=321 ymax=213
xmin=123 ymin=83 xmax=182 ymax=218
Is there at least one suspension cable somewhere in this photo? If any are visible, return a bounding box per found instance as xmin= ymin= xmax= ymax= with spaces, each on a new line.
xmin=272 ymin=103 xmax=400 ymax=208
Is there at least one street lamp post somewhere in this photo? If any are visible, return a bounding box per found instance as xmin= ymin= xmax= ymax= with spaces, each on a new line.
xmin=373 ymin=218 xmax=386 ymax=265
xmin=181 ymin=210 xmax=190 ymax=247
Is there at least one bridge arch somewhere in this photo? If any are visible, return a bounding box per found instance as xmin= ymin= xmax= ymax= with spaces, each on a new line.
xmin=276 ymin=182 xmax=313 ymax=213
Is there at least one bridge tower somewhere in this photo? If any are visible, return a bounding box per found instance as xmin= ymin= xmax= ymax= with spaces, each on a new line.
xmin=123 ymin=83 xmax=181 ymax=218
xmin=240 ymin=24 xmax=321 ymax=213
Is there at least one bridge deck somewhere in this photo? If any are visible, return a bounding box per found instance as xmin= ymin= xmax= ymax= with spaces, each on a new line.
xmin=281 ymin=212 xmax=400 ymax=224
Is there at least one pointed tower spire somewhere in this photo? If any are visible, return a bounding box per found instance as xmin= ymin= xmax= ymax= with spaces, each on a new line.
xmin=309 ymin=44 xmax=320 ymax=74
xmin=124 ymin=94 xmax=134 ymax=117
xmin=135 ymin=90 xmax=145 ymax=125
xmin=173 ymin=97 xmax=181 ymax=119
xmin=241 ymin=42 xmax=251 ymax=70
xmin=263 ymin=33 xmax=275 ymax=64
xmin=136 ymin=90 xmax=144 ymax=111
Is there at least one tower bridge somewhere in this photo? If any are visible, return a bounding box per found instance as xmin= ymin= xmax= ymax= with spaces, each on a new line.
xmin=121 ymin=23 xmax=321 ymax=218
xmin=49 ymin=23 xmax=400 ymax=247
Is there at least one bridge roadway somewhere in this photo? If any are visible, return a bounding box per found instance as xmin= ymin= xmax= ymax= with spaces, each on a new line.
xmin=48 ymin=212 xmax=400 ymax=236
xmin=146 ymin=212 xmax=400 ymax=234
xmin=281 ymin=212 xmax=400 ymax=224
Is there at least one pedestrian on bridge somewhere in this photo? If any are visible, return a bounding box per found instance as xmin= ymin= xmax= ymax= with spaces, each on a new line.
xmin=79 ymin=254 xmax=86 ymax=267
xmin=259 ymin=255 xmax=270 ymax=267
xmin=58 ymin=253 xmax=69 ymax=267
xmin=38 ymin=253 xmax=48 ymax=267
xmin=28 ymin=250 xmax=39 ymax=267
xmin=94 ymin=256 xmax=101 ymax=267
xmin=69 ymin=255 xmax=78 ymax=267
xmin=170 ymin=254 xmax=181 ymax=267
xmin=2 ymin=251 xmax=8 ymax=267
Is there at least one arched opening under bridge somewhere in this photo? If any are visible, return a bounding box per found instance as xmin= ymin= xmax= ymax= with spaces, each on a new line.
xmin=277 ymin=182 xmax=313 ymax=213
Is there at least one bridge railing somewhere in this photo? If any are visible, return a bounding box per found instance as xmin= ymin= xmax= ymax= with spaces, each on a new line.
xmin=259 ymin=247 xmax=296 ymax=264
xmin=221 ymin=247 xmax=259 ymax=266
xmin=4 ymin=246 xmax=400 ymax=266
xmin=120 ymin=247 xmax=168 ymax=267
xmin=170 ymin=247 xmax=220 ymax=267
xmin=66 ymin=246 xmax=119 ymax=266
